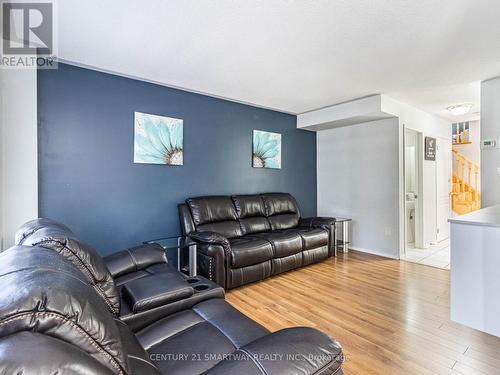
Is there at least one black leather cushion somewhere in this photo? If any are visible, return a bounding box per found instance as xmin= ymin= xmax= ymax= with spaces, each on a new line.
xmin=229 ymin=237 xmax=273 ymax=268
xmin=197 ymin=221 xmax=242 ymax=239
xmin=187 ymin=196 xmax=243 ymax=238
xmin=18 ymin=224 xmax=120 ymax=315
xmin=261 ymin=193 xmax=300 ymax=216
xmin=238 ymin=217 xmax=271 ymax=235
xmin=233 ymin=195 xmax=271 ymax=235
xmin=187 ymin=196 xmax=238 ymax=225
xmin=261 ymin=193 xmax=300 ymax=230
xmin=122 ymin=273 xmax=194 ymax=313
xmin=297 ymin=228 xmax=329 ymax=249
xmin=232 ymin=195 xmax=266 ymax=218
xmin=226 ymin=327 xmax=343 ymax=375
xmin=138 ymin=299 xmax=269 ymax=375
xmin=0 ymin=246 xmax=151 ymax=374
xmin=104 ymin=244 xmax=167 ymax=278
xmin=254 ymin=230 xmax=303 ymax=258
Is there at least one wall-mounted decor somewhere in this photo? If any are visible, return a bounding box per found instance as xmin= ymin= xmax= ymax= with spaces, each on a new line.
xmin=252 ymin=130 xmax=281 ymax=169
xmin=134 ymin=112 xmax=183 ymax=165
xmin=425 ymin=136 xmax=436 ymax=161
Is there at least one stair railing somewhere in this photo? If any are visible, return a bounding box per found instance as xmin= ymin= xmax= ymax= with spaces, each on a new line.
xmin=452 ymin=149 xmax=481 ymax=211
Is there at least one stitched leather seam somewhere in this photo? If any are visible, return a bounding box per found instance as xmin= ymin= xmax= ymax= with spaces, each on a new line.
xmin=36 ymin=239 xmax=119 ymax=315
xmin=126 ymin=248 xmax=139 ymax=272
xmin=127 ymin=355 xmax=159 ymax=369
xmin=0 ymin=312 xmax=125 ymax=375
xmin=133 ymin=287 xmax=192 ymax=312
xmin=312 ymin=354 xmax=343 ymax=375
xmin=238 ymin=348 xmax=267 ymax=374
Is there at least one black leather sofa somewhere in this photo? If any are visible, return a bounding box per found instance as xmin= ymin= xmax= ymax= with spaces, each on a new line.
xmin=15 ymin=218 xmax=225 ymax=331
xmin=179 ymin=193 xmax=336 ymax=289
xmin=1 ymin=218 xmax=344 ymax=374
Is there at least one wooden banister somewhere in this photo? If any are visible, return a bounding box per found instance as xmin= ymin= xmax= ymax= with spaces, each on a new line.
xmin=451 ymin=148 xmax=481 ymax=214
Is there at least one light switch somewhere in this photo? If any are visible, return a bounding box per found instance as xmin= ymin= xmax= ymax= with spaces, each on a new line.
xmin=497 ymin=168 xmax=500 ymax=177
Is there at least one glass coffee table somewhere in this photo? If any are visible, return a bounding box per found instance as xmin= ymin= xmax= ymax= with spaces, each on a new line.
xmin=144 ymin=236 xmax=197 ymax=277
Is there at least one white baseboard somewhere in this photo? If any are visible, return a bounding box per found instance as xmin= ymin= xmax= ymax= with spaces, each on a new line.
xmin=348 ymin=246 xmax=400 ymax=260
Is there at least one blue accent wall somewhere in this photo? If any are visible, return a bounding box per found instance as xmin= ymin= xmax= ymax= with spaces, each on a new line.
xmin=38 ymin=63 xmax=317 ymax=255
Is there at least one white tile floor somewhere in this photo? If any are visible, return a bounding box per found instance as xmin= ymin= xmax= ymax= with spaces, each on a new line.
xmin=401 ymin=239 xmax=450 ymax=270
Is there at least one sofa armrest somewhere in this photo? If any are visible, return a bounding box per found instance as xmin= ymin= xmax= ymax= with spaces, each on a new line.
xmin=299 ymin=217 xmax=336 ymax=230
xmin=189 ymin=231 xmax=230 ymax=247
xmin=122 ymin=272 xmax=194 ymax=313
xmin=299 ymin=217 xmax=337 ymax=257
xmin=103 ymin=244 xmax=167 ymax=278
xmin=205 ymin=327 xmax=343 ymax=375
xmin=189 ymin=232 xmax=230 ymax=288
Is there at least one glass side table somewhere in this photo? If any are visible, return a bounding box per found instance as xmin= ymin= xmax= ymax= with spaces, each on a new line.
xmin=334 ymin=218 xmax=352 ymax=253
xmin=144 ymin=236 xmax=197 ymax=276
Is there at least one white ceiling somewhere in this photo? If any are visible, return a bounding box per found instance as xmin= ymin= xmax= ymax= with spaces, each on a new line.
xmin=58 ymin=0 xmax=500 ymax=121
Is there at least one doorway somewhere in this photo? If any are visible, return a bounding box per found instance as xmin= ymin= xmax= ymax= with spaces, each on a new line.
xmin=401 ymin=128 xmax=452 ymax=269
xmin=403 ymin=129 xmax=423 ymax=250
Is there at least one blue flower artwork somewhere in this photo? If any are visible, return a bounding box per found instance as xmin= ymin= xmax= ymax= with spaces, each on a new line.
xmin=134 ymin=112 xmax=183 ymax=165
xmin=252 ymin=130 xmax=281 ymax=169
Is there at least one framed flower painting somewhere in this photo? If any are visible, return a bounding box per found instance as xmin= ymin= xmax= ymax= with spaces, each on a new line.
xmin=134 ymin=112 xmax=183 ymax=166
xmin=252 ymin=130 xmax=281 ymax=169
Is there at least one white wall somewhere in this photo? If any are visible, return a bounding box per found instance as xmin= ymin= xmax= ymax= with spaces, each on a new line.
xmin=481 ymin=77 xmax=500 ymax=207
xmin=317 ymin=118 xmax=400 ymax=258
xmin=0 ymin=68 xmax=38 ymax=250
xmin=383 ymin=96 xmax=451 ymax=248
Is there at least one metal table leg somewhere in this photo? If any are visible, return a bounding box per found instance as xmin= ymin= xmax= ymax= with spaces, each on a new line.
xmin=188 ymin=243 xmax=197 ymax=276
xmin=342 ymin=221 xmax=350 ymax=253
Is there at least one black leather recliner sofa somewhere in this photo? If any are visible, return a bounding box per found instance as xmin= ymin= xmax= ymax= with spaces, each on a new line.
xmin=179 ymin=193 xmax=336 ymax=289
xmin=0 ymin=218 xmax=344 ymax=374
xmin=15 ymin=218 xmax=225 ymax=331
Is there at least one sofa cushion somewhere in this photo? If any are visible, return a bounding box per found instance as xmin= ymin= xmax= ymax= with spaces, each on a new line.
xmin=232 ymin=195 xmax=266 ymax=218
xmin=122 ymin=273 xmax=194 ymax=313
xmin=187 ymin=196 xmax=243 ymax=238
xmin=138 ymin=299 xmax=269 ymax=375
xmin=197 ymin=221 xmax=242 ymax=239
xmin=229 ymin=237 xmax=273 ymax=268
xmin=261 ymin=193 xmax=300 ymax=230
xmin=254 ymin=230 xmax=303 ymax=258
xmin=297 ymin=228 xmax=329 ymax=249
xmin=187 ymin=196 xmax=238 ymax=225
xmin=232 ymin=195 xmax=271 ymax=235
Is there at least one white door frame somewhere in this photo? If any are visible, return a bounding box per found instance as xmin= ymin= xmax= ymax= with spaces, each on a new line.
xmin=402 ymin=127 xmax=424 ymax=258
xmin=435 ymin=136 xmax=452 ymax=242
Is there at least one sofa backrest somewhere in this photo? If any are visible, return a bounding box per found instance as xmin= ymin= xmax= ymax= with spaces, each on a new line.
xmin=261 ymin=193 xmax=301 ymax=230
xmin=186 ymin=196 xmax=243 ymax=238
xmin=14 ymin=218 xmax=120 ymax=315
xmin=232 ymin=194 xmax=271 ymax=235
xmin=0 ymin=246 xmax=159 ymax=375
xmin=181 ymin=193 xmax=301 ymax=237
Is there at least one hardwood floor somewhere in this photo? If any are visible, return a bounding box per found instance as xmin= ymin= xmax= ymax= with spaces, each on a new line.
xmin=226 ymin=251 xmax=500 ymax=375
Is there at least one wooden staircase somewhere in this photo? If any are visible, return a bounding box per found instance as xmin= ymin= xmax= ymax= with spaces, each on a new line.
xmin=451 ymin=149 xmax=481 ymax=215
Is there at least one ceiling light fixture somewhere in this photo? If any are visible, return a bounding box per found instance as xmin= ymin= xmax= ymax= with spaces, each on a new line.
xmin=447 ymin=104 xmax=473 ymax=116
